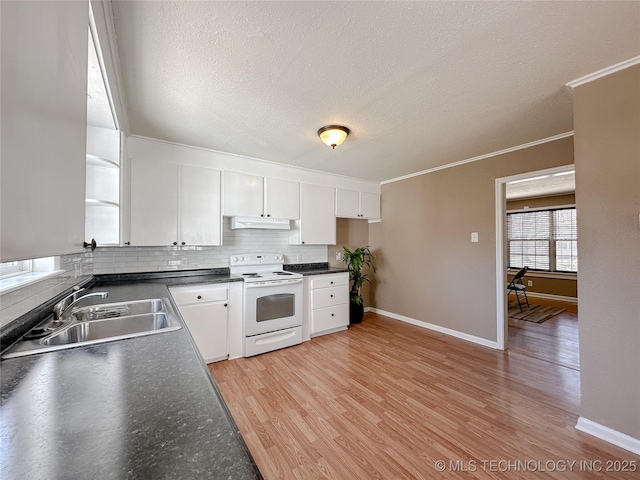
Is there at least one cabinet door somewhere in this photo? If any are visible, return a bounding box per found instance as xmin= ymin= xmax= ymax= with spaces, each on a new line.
xmin=360 ymin=192 xmax=381 ymax=219
xmin=335 ymin=188 xmax=360 ymax=218
xmin=180 ymin=166 xmax=222 ymax=245
xmin=265 ymin=178 xmax=299 ymax=219
xmin=178 ymin=302 xmax=228 ymax=363
xmin=1 ymin=1 xmax=88 ymax=262
xmin=299 ymin=184 xmax=336 ymax=245
xmin=223 ymin=171 xmax=264 ymax=217
xmin=130 ymin=158 xmax=179 ymax=245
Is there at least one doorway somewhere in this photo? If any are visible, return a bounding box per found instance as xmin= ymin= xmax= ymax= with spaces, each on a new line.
xmin=494 ymin=165 xmax=575 ymax=350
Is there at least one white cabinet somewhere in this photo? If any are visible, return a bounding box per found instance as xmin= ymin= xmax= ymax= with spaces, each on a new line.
xmin=304 ymin=273 xmax=349 ymax=338
xmin=290 ymin=183 xmax=336 ymax=245
xmin=129 ymin=159 xmax=222 ymax=246
xmin=170 ymin=284 xmax=229 ymax=363
xmin=1 ymin=1 xmax=88 ymax=262
xmin=265 ymin=177 xmax=300 ymax=219
xmin=336 ymin=188 xmax=380 ymax=219
xmin=223 ymin=171 xmax=299 ymax=219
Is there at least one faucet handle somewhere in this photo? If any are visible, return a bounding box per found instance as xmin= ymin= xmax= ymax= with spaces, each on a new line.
xmin=53 ymin=288 xmax=86 ymax=320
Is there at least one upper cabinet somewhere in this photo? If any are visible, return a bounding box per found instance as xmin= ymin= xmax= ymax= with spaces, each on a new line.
xmin=336 ymin=188 xmax=381 ymax=220
xmin=1 ymin=1 xmax=89 ymax=262
xmin=223 ymin=171 xmax=300 ymax=219
xmin=290 ymin=184 xmax=336 ymax=245
xmin=129 ymin=158 xmax=221 ymax=246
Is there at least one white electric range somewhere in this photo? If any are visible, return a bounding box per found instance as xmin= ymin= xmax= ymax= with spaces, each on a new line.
xmin=230 ymin=254 xmax=303 ymax=357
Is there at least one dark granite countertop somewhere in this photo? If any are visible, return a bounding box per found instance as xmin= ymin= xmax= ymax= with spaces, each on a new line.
xmin=0 ymin=281 xmax=261 ymax=480
xmin=284 ymin=262 xmax=348 ymax=276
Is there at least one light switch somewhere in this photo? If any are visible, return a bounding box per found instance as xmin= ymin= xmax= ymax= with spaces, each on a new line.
xmin=471 ymin=232 xmax=479 ymax=243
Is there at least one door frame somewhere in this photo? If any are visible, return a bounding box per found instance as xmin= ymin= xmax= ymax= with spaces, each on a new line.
xmin=494 ymin=164 xmax=575 ymax=350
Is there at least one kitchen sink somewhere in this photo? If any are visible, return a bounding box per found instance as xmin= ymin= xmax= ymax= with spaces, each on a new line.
xmin=42 ymin=313 xmax=172 ymax=346
xmin=1 ymin=298 xmax=181 ymax=359
xmin=72 ymin=298 xmax=166 ymax=321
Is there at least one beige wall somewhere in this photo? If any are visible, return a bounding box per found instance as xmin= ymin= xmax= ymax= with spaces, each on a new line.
xmin=327 ymin=218 xmax=372 ymax=306
xmin=573 ymin=65 xmax=640 ymax=439
xmin=369 ymin=136 xmax=574 ymax=341
xmin=507 ymin=193 xmax=577 ymax=298
xmin=507 ymin=273 xmax=577 ymax=298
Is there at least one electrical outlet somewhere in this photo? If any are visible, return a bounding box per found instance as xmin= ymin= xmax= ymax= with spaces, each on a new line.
xmin=181 ymin=258 xmax=187 ymax=267
xmin=335 ymin=251 xmax=343 ymax=261
xmin=471 ymin=232 xmax=479 ymax=243
xmin=527 ymin=280 xmax=533 ymax=287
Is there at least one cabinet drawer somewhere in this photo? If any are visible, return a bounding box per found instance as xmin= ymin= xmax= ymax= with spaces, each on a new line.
xmin=311 ymin=304 xmax=349 ymax=334
xmin=170 ymin=284 xmax=228 ymax=306
xmin=312 ymin=285 xmax=348 ymax=309
xmin=310 ymin=273 xmax=348 ymax=289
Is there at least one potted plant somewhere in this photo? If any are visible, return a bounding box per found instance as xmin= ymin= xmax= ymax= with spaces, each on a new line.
xmin=342 ymin=245 xmax=376 ymax=324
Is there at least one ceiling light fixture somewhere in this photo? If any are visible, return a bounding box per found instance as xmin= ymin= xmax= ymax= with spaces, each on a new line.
xmin=317 ymin=125 xmax=350 ymax=149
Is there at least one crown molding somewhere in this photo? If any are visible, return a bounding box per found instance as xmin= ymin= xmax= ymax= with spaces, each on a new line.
xmin=566 ymin=56 xmax=640 ymax=89
xmin=381 ymin=131 xmax=574 ymax=185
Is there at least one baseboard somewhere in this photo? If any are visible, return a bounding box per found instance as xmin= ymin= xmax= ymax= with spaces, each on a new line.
xmin=575 ymin=417 xmax=640 ymax=455
xmin=525 ymin=292 xmax=577 ymax=303
xmin=364 ymin=306 xmax=374 ymax=313
xmin=369 ymin=308 xmax=499 ymax=350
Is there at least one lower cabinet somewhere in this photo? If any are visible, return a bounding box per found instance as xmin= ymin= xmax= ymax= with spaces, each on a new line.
xmin=170 ymin=284 xmax=229 ymax=363
xmin=304 ymin=273 xmax=349 ymax=338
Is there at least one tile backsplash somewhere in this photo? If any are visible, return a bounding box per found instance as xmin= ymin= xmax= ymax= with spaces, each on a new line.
xmin=92 ymin=218 xmax=327 ymax=274
xmin=1 ymin=219 xmax=327 ymax=327
xmin=0 ymin=252 xmax=93 ymax=327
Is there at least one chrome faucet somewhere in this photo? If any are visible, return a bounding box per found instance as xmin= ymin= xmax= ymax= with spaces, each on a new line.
xmin=52 ymin=288 xmax=109 ymax=322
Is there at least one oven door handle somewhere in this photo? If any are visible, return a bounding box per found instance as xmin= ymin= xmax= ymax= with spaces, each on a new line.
xmin=245 ymin=278 xmax=303 ymax=288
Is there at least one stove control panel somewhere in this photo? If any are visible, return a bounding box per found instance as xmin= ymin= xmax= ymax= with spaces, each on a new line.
xmin=230 ymin=253 xmax=284 ymax=266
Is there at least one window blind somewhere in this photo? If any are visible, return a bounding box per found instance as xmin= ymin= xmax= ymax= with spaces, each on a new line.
xmin=507 ymin=207 xmax=577 ymax=272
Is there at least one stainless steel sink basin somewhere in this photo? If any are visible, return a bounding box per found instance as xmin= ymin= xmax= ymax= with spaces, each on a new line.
xmin=2 ymin=297 xmax=181 ymax=359
xmin=72 ymin=299 xmax=166 ymax=321
xmin=42 ymin=313 xmax=172 ymax=346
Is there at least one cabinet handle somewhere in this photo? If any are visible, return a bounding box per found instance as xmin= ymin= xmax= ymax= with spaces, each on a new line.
xmin=224 ymin=303 xmax=228 ymax=307
xmin=181 ymin=242 xmax=186 ymax=245
xmin=331 ymin=313 xmax=334 ymax=316
xmin=197 ymin=295 xmax=202 ymax=300
xmin=267 ymin=214 xmax=271 ymax=217
xmin=330 ymin=281 xmax=334 ymax=284
xmin=302 ymin=241 xmax=305 ymax=244
xmin=330 ymin=294 xmax=334 ymax=297
xmin=260 ymin=214 xmax=264 ymax=217
xmin=173 ymin=242 xmax=178 ymax=246
xmin=124 ymin=241 xmax=131 ymax=246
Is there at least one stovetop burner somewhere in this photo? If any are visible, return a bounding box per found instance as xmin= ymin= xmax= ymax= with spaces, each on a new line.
xmin=273 ymin=271 xmax=293 ymax=276
xmin=242 ymin=273 xmax=260 ymax=278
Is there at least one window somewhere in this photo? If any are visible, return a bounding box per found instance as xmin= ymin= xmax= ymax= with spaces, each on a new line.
xmin=507 ymin=207 xmax=577 ymax=273
xmin=0 ymin=257 xmax=62 ymax=294
xmin=0 ymin=260 xmax=32 ymax=278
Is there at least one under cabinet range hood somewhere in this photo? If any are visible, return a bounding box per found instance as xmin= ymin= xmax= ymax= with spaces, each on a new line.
xmin=230 ymin=216 xmax=291 ymax=230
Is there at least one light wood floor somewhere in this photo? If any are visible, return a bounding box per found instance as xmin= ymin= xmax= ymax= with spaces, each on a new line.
xmin=508 ymin=296 xmax=579 ymax=370
xmin=210 ymin=312 xmax=638 ymax=479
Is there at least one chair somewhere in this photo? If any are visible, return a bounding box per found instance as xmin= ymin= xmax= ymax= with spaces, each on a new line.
xmin=507 ymin=266 xmax=530 ymax=311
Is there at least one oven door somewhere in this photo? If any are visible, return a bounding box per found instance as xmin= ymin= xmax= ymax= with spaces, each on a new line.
xmin=244 ymin=279 xmax=303 ymax=337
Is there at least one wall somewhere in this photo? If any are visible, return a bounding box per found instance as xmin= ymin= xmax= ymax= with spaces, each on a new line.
xmin=1 ymin=1 xmax=88 ymax=262
xmin=573 ymin=65 xmax=640 ymax=440
xmin=93 ymin=218 xmax=326 ymax=274
xmin=507 ymin=193 xmax=577 ymax=298
xmin=369 ymin=136 xmax=574 ymax=342
xmin=327 ymin=218 xmax=372 ymax=306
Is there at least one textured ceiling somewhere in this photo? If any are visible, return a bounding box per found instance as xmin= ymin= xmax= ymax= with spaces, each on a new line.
xmin=111 ymin=1 xmax=640 ymax=182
